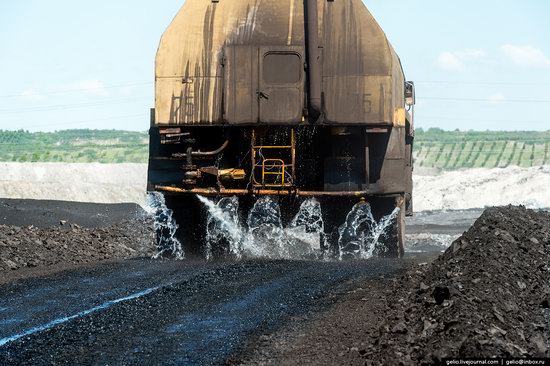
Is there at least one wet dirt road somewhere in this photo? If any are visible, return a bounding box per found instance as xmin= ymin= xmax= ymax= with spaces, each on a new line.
xmin=0 ymin=254 xmax=436 ymax=365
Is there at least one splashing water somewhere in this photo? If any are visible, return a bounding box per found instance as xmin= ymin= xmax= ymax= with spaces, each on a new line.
xmin=244 ymin=196 xmax=289 ymax=258
xmin=145 ymin=192 xmax=184 ymax=260
xmin=286 ymin=198 xmax=326 ymax=258
xmin=197 ymin=195 xmax=243 ymax=260
xmin=290 ymin=198 xmax=324 ymax=232
xmin=199 ymin=195 xmax=399 ymax=261
xmin=338 ymin=201 xmax=376 ymax=259
xmin=199 ymin=196 xmax=325 ymax=260
xmin=344 ymin=154 xmax=353 ymax=191
xmin=370 ymin=207 xmax=401 ymax=256
xmin=338 ymin=201 xmax=400 ymax=259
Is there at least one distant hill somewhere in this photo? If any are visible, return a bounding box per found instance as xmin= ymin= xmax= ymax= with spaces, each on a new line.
xmin=1 ymin=128 xmax=549 ymax=169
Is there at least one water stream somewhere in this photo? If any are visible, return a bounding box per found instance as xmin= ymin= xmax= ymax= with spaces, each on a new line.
xmin=199 ymin=195 xmax=397 ymax=260
xmin=338 ymin=201 xmax=400 ymax=259
xmin=147 ymin=191 xmax=399 ymax=260
xmin=146 ymin=192 xmax=184 ymax=260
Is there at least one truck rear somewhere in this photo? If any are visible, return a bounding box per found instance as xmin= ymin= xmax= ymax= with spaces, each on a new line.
xmin=147 ymin=0 xmax=415 ymax=257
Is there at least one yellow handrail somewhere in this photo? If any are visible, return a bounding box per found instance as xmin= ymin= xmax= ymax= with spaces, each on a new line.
xmin=262 ymin=159 xmax=285 ymax=186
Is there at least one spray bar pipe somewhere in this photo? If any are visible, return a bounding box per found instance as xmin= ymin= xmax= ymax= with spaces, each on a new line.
xmin=155 ymin=186 xmax=369 ymax=198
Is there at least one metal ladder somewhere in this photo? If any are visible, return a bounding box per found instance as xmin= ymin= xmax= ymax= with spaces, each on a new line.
xmin=251 ymin=129 xmax=296 ymax=188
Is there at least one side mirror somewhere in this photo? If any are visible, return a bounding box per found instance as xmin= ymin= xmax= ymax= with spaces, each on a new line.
xmin=405 ymin=81 xmax=415 ymax=106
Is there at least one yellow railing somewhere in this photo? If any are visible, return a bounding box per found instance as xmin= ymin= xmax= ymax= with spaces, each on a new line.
xmin=261 ymin=159 xmax=286 ymax=186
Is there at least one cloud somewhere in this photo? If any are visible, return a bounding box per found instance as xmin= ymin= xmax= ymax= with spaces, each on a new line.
xmin=501 ymin=44 xmax=550 ymax=67
xmin=488 ymin=93 xmax=506 ymax=105
xmin=436 ymin=49 xmax=486 ymax=71
xmin=19 ymin=88 xmax=45 ymax=102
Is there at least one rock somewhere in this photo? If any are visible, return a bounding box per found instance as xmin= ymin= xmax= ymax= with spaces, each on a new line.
xmin=508 ymin=343 xmax=528 ymax=355
xmin=488 ymin=325 xmax=507 ymax=336
xmin=2 ymin=259 xmax=18 ymax=270
xmin=423 ymin=320 xmax=434 ymax=332
xmin=500 ymin=231 xmax=516 ymax=243
xmin=530 ymin=334 xmax=547 ymax=354
xmin=530 ymin=237 xmax=540 ymax=244
xmin=493 ymin=311 xmax=505 ymax=323
xmin=432 ymin=286 xmax=450 ymax=305
xmin=391 ymin=322 xmax=407 ymax=334
xmin=419 ymin=282 xmax=429 ymax=291
xmin=503 ymin=300 xmax=519 ymax=312
xmin=60 ymin=220 xmax=67 ymax=226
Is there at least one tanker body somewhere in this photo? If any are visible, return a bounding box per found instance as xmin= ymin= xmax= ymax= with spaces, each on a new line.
xmin=148 ymin=0 xmax=416 ymax=257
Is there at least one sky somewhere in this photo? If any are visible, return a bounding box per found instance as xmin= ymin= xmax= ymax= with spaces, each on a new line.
xmin=0 ymin=1 xmax=549 ymax=132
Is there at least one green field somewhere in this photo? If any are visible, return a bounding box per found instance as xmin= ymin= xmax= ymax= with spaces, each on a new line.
xmin=0 ymin=129 xmax=148 ymax=163
xmin=0 ymin=128 xmax=549 ymax=169
xmin=413 ymin=129 xmax=550 ymax=170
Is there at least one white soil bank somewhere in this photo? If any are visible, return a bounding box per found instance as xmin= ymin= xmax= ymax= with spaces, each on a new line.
xmin=414 ymin=165 xmax=550 ymax=211
xmin=1 ymin=163 xmax=549 ymax=211
xmin=0 ymin=163 xmax=147 ymax=206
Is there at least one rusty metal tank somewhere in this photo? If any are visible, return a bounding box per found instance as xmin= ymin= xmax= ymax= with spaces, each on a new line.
xmin=155 ymin=0 xmax=407 ymax=127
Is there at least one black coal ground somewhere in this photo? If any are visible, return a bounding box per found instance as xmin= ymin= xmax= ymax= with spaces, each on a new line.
xmin=0 ymin=258 xmax=427 ymax=365
xmin=0 ymin=199 xmax=548 ymax=365
xmin=0 ymin=199 xmax=154 ymax=272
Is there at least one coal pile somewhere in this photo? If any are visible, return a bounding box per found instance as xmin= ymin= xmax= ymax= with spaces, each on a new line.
xmin=364 ymin=206 xmax=550 ymax=364
xmin=0 ymin=218 xmax=155 ymax=272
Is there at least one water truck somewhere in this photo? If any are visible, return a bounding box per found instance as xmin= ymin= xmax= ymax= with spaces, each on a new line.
xmin=147 ymin=0 xmax=416 ymax=257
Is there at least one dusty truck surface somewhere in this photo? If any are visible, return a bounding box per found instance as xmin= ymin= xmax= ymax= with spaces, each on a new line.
xmin=147 ymin=0 xmax=416 ymax=257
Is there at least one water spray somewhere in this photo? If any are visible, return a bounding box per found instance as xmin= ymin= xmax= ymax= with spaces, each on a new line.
xmin=146 ymin=192 xmax=184 ymax=260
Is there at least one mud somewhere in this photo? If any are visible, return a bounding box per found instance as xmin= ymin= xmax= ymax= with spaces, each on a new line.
xmin=238 ymin=206 xmax=550 ymax=364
